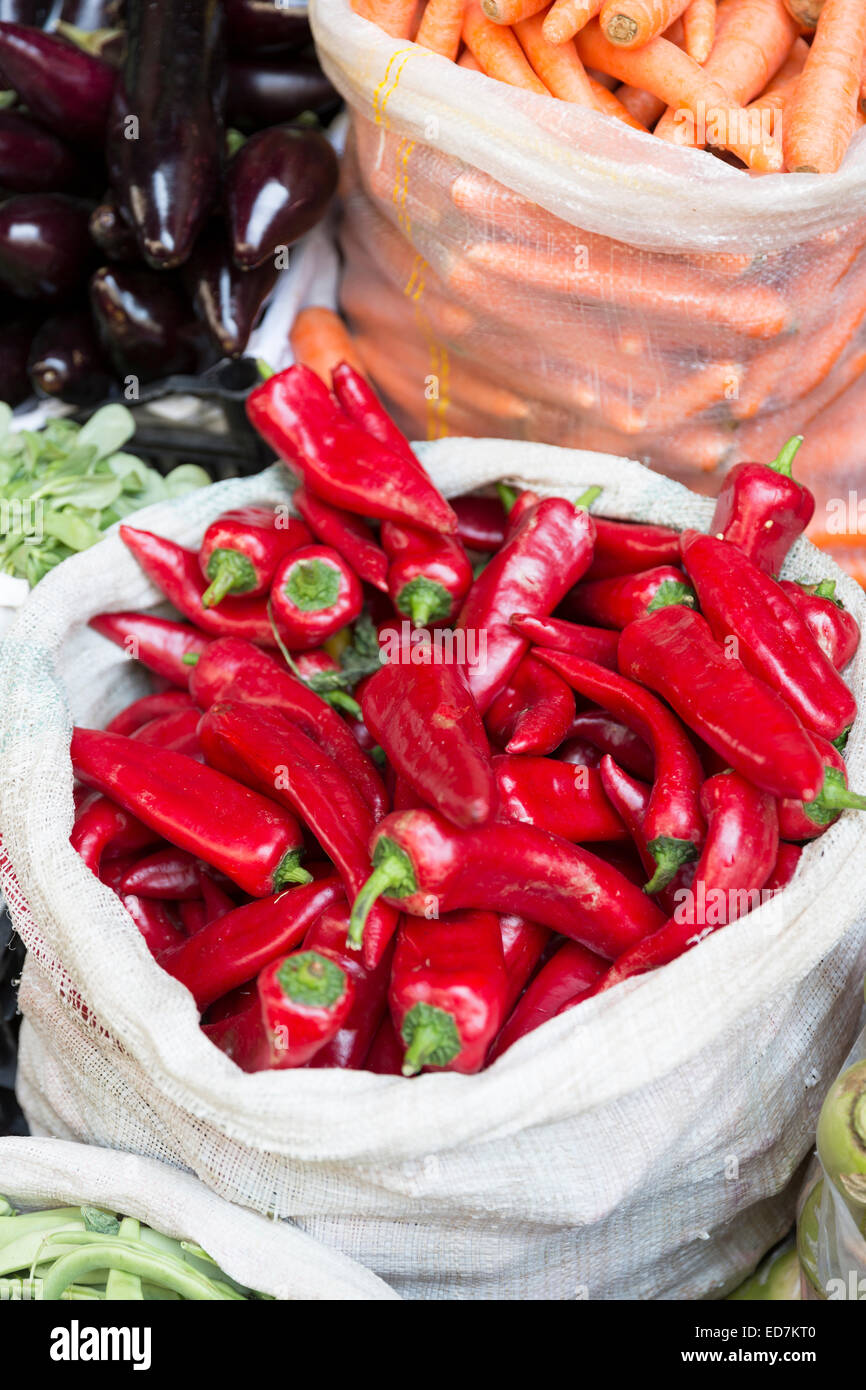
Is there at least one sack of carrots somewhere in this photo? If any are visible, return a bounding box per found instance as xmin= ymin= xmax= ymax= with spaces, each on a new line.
xmin=309 ymin=0 xmax=866 ymax=569
xmin=4 ymin=371 xmax=866 ymax=1299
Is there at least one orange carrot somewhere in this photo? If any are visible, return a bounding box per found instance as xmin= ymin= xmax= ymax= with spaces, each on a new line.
xmin=415 ymin=0 xmax=467 ymax=55
xmin=458 ymin=45 xmax=483 ymax=64
xmin=462 ymin=0 xmax=549 ymax=90
xmin=784 ymin=0 xmax=866 ymax=173
xmin=515 ymin=12 xmax=597 ymax=103
xmin=588 ymin=74 xmax=652 ymax=125
xmin=620 ymin=361 xmax=741 ymax=434
xmin=614 ymin=82 xmax=666 ymax=124
xmin=289 ymin=307 xmax=367 ymax=383
xmin=782 ymin=0 xmax=823 ymax=27
xmin=480 ymin=0 xmax=547 ymax=22
xmin=600 ymin=0 xmax=692 ymax=48
xmin=682 ymin=0 xmax=716 ymax=60
xmin=861 ymin=48 xmax=866 ymax=115
xmin=542 ymin=0 xmax=604 ymax=46
xmin=354 ymin=0 xmax=417 ymax=35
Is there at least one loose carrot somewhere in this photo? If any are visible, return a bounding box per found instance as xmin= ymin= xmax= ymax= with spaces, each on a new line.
xmin=542 ymin=0 xmax=604 ymax=46
xmin=416 ymin=0 xmax=467 ymax=55
xmin=458 ymin=45 xmax=483 ymax=64
xmin=682 ymin=0 xmax=716 ymax=60
xmin=784 ymin=0 xmax=866 ymax=173
xmin=600 ymin=0 xmax=692 ymax=48
xmin=782 ymin=0 xmax=823 ymax=27
xmin=861 ymin=49 xmax=866 ymax=116
xmin=289 ymin=307 xmax=367 ymax=384
xmin=462 ymin=0 xmax=549 ymax=90
xmin=480 ymin=0 xmax=547 ymax=22
xmin=353 ymin=0 xmax=417 ymax=35
xmin=515 ymin=12 xmax=597 ymax=103
xmin=614 ymin=83 xmax=666 ymax=124
xmin=588 ymin=75 xmax=652 ymax=125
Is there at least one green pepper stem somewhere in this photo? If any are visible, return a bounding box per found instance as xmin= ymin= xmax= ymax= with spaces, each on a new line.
xmin=768 ymin=435 xmax=803 ymax=478
xmin=646 ymin=580 xmax=697 ymax=614
xmin=644 ymin=835 xmax=699 ymax=895
xmin=575 ymin=485 xmax=602 ymax=511
xmin=256 ymin=358 xmax=276 ymax=381
xmin=273 ymin=850 xmax=313 ymax=890
xmin=325 ymin=690 xmax=363 ymax=719
xmin=496 ymin=483 xmax=518 ymax=515
xmin=402 ymin=1023 xmax=443 ymax=1077
xmin=348 ymin=863 xmax=399 ymax=950
xmin=181 ymin=651 xmax=200 ymax=667
xmin=399 ymin=576 xmax=452 ymax=627
xmin=202 ymin=549 xmax=257 ymax=608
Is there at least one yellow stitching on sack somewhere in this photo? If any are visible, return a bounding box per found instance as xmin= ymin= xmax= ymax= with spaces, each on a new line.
xmin=404 ymin=254 xmax=425 ymax=300
xmin=393 ymin=139 xmax=415 ymax=236
xmin=374 ymin=48 xmax=416 ymax=129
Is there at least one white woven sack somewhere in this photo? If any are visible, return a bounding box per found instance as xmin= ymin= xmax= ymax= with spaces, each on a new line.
xmin=0 ymin=1136 xmax=398 ymax=1299
xmin=3 ymin=440 xmax=866 ymax=1302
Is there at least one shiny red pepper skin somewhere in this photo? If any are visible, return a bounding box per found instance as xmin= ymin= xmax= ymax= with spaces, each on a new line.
xmin=188 ymin=637 xmax=388 ymax=820
xmin=389 ymin=911 xmax=507 ymax=1075
xmin=380 ymin=520 xmax=472 ymax=627
xmin=131 ymin=706 xmax=202 ymax=757
xmin=305 ymin=903 xmax=394 ymax=1070
xmin=91 ymin=613 xmax=210 ymax=689
xmin=361 ymin=655 xmax=497 ymax=829
xmin=331 ymin=359 xmax=421 ymax=469
xmin=159 ymin=871 xmax=341 ymax=1009
xmin=779 ymin=580 xmax=860 ymax=672
xmin=106 ymin=689 xmax=194 ymax=736
xmin=596 ymin=756 xmax=689 ymax=917
xmin=777 ymin=736 xmax=866 ymax=841
xmin=120 ymin=848 xmax=202 ymax=900
xmin=494 ymin=755 xmax=627 ymax=843
xmin=681 ymin=530 xmax=856 ymax=744
xmin=564 ymin=565 xmax=696 ymax=630
xmin=452 ymin=494 xmax=507 ymax=552
xmin=765 ymin=842 xmax=802 ymax=892
xmin=364 ymin=1014 xmax=405 ymax=1075
xmin=498 ymin=913 xmax=551 ymax=1016
xmin=509 ymin=612 xmax=620 ymax=671
xmin=561 ymin=709 xmax=654 ymax=781
xmin=585 ymin=518 xmax=681 ymax=581
xmin=71 ymin=728 xmax=309 ymax=898
xmin=246 ymin=364 xmax=457 ymax=534
xmin=618 ymin=605 xmax=824 ymax=803
xmin=201 ymin=874 xmax=236 ymax=927
xmin=99 ymin=854 xmax=183 ymax=957
xmin=120 ymin=527 xmax=276 ymax=646
xmin=457 ymin=495 xmax=597 ymax=714
xmin=534 ymin=651 xmax=705 ymax=892
xmin=71 ymin=791 xmax=158 ymax=875
xmin=270 ymin=544 xmax=363 ymax=650
xmin=198 ymin=506 xmax=310 ymax=607
xmin=489 ymin=939 xmax=605 ymax=1060
xmin=708 ymin=439 xmax=814 ymax=575
xmin=502 ymin=487 xmax=540 ymax=541
xmin=293 ymin=486 xmax=389 ymax=592
xmin=485 ymin=655 xmax=574 ymax=756
xmin=352 ymin=808 xmax=666 ymax=959
xmin=179 ymin=900 xmax=207 ymax=935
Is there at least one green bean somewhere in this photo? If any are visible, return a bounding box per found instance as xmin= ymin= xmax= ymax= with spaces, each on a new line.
xmin=40 ymin=1242 xmax=246 ymax=1302
xmin=105 ymin=1219 xmax=143 ymax=1300
xmin=0 ymin=1224 xmax=84 ymax=1277
xmin=0 ymin=1197 xmax=16 ymax=1218
xmin=0 ymin=1209 xmax=84 ymax=1250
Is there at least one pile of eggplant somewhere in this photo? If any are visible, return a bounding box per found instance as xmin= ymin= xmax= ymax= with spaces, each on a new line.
xmin=0 ymin=0 xmax=339 ymax=407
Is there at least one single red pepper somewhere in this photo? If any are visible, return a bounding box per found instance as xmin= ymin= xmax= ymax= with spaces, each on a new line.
xmin=779 ymin=579 xmax=860 ymax=672
xmin=305 ymin=902 xmax=394 ymax=1070
xmin=498 ymin=484 xmax=540 ymax=541
xmin=488 ymin=939 xmax=605 ymax=1060
xmin=564 ymin=565 xmax=696 ymax=630
xmin=71 ymin=791 xmax=159 ymax=876
xmin=120 ymin=848 xmax=203 ymax=900
xmin=105 ymin=689 xmax=195 ymax=737
xmin=618 ymin=605 xmax=825 ymax=803
xmin=179 ymin=900 xmax=207 ymax=935
xmin=680 ymin=530 xmax=856 ymax=744
xmin=389 ymin=911 xmax=507 ymax=1075
xmin=509 ymin=612 xmax=620 ymax=671
xmin=363 ymin=1014 xmax=404 ymax=1075
xmin=269 ymin=544 xmax=362 ymax=650
xmin=596 ymin=756 xmax=690 ymax=917
xmin=360 ymin=653 xmax=497 ymax=829
xmin=533 ymin=651 xmax=705 ymax=892
xmin=159 ymin=873 xmax=343 ymax=1010
xmin=100 ymin=855 xmax=184 ymax=957
xmin=120 ymin=526 xmax=277 ymax=645
xmin=597 ymin=772 xmax=779 ymax=991
xmin=498 ymin=913 xmax=552 ymax=1016
xmin=456 ymin=490 xmax=600 ymax=714
xmin=198 ymin=506 xmax=310 ymax=607
xmin=130 ymin=706 xmax=202 ymax=757
xmin=764 ymin=842 xmax=802 ymax=892
xmin=557 ymin=735 xmax=602 ymax=768
xmin=485 ymin=654 xmax=574 ymax=756
xmin=494 ymin=754 xmax=627 ymax=842
xmin=585 ymin=517 xmax=681 ymax=581
xmin=452 ymin=494 xmax=507 ymax=552
xmin=91 ymin=613 xmax=211 ymax=689
xmin=71 ymin=728 xmax=311 ymax=898
xmin=560 ymin=708 xmax=654 ymax=781
xmin=350 ymin=808 xmax=666 ymax=959
xmin=380 ymin=520 xmax=472 ymax=627
xmin=331 ymin=359 xmax=421 ymax=470
xmin=188 ymin=636 xmax=388 ymax=820
xmin=708 ymin=436 xmax=814 ymax=575
xmin=246 ymin=364 xmax=457 ymax=534
xmin=778 ymin=735 xmax=866 ymax=841
xmin=293 ymin=486 xmax=389 ymax=592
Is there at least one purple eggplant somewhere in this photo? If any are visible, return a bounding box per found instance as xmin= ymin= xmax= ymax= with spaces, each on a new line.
xmin=0 ymin=194 xmax=94 ymax=301
xmin=28 ymin=307 xmax=112 ymax=404
xmin=0 ymin=23 xmax=115 ymax=146
xmin=0 ymin=110 xmax=82 ymax=193
xmin=0 ymin=306 xmax=36 ymax=406
xmin=89 ymin=264 xmax=206 ymax=381
xmin=89 ymin=196 xmax=139 ymax=262
xmin=223 ymin=0 xmax=310 ymax=53
xmin=107 ymin=0 xmax=225 ymax=270
xmin=184 ymin=222 xmax=277 ymax=359
xmin=226 ymin=56 xmax=338 ymax=130
xmin=226 ymin=124 xmax=338 ymax=271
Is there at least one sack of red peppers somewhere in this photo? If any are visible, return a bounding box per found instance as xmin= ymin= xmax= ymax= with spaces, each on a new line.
xmin=3 ymin=366 xmax=866 ymax=1299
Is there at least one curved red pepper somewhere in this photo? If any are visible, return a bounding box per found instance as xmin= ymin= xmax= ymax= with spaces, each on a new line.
xmin=489 ymin=939 xmax=605 ymax=1060
xmin=99 ymin=855 xmax=183 ymax=957
xmin=179 ymin=901 xmax=206 ymax=935
xmin=509 ymin=612 xmax=620 ymax=671
xmin=618 ymin=605 xmax=825 ymax=803
xmin=120 ymin=848 xmax=202 ymax=900
xmin=498 ymin=913 xmax=551 ymax=1016
xmin=106 ymin=689 xmax=195 ymax=737
xmin=201 ymin=874 xmax=236 ymax=927
xmin=270 ymin=544 xmax=362 ymax=650
xmin=350 ymin=808 xmax=666 ymax=960
xmin=452 ymin=494 xmax=507 ymax=552
xmin=91 ymin=612 xmax=210 ymax=689
xmin=680 ymin=530 xmax=856 ymax=743
xmin=485 ymin=654 xmax=574 ymax=756
xmin=561 ymin=708 xmax=654 ymax=781
xmin=71 ymin=791 xmax=159 ymax=876
xmin=331 ymin=359 xmax=421 ymax=470
xmin=585 ymin=517 xmax=681 ymax=581
xmin=199 ymin=506 xmax=310 ymax=607
xmin=303 ymin=902 xmax=394 ymax=1069
xmin=380 ymin=520 xmax=472 ymax=627
xmin=131 ymin=706 xmax=202 ymax=758
xmin=499 ymin=485 xmax=540 ymax=541
xmin=765 ymin=843 xmax=802 ymax=892
xmin=779 ymin=579 xmax=860 ymax=672
xmin=294 ymin=485 xmax=389 ymax=592
xmin=564 ymin=565 xmax=696 ymax=630
xmin=533 ymin=651 xmax=704 ymax=893
xmin=494 ymin=754 xmax=627 ymax=843
xmin=597 ymin=756 xmax=692 ymax=917
xmin=708 ymin=436 xmax=814 ymax=575
xmin=778 ymin=735 xmax=866 ymax=841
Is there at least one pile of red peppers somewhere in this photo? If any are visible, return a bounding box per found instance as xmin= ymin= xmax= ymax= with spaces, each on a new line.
xmin=75 ymin=366 xmax=865 ymax=1078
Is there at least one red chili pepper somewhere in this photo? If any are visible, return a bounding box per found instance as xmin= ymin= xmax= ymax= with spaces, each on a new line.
xmin=452 ymin=494 xmax=507 ymax=552
xmin=91 ymin=613 xmax=211 ymax=689
xmin=489 ymin=939 xmax=605 ymax=1060
xmin=293 ymin=486 xmax=389 ymax=592
xmin=360 ymin=653 xmax=497 ymax=829
xmin=708 ymin=436 xmax=814 ymax=575
xmin=350 ymin=808 xmax=666 ymax=959
xmin=179 ymin=900 xmax=207 ymax=935
xmin=120 ymin=848 xmax=203 ymax=900
xmin=131 ymin=707 xmax=202 ymax=758
xmin=201 ymin=874 xmax=236 ymax=927
xmin=597 ymin=772 xmax=779 ymax=990
xmin=120 ymin=526 xmax=276 ymax=645
xmin=105 ymin=689 xmax=195 ymax=737
xmin=680 ymin=530 xmax=856 ymax=744
xmin=71 ymin=728 xmax=311 ymax=898
xmin=304 ymin=902 xmax=394 ymax=1070
xmin=198 ymin=506 xmax=310 ymax=607
xmin=269 ymin=544 xmax=362 ymax=650
xmin=779 ymin=579 xmax=860 ymax=672
xmin=71 ymin=791 xmax=158 ymax=875
xmin=561 ymin=708 xmax=654 ymax=781
xmin=596 ymin=756 xmax=687 ymax=917
xmin=557 ymin=735 xmax=602 ymax=768
xmin=188 ymin=637 xmax=388 ymax=820
xmin=331 ymin=359 xmax=420 ymax=470
xmin=456 ymin=490 xmax=600 ymax=714
xmin=778 ymin=735 xmax=866 ymax=841
xmin=564 ymin=565 xmax=696 ymax=630
xmin=246 ymin=364 xmax=457 ymax=534
xmin=485 ymin=654 xmax=574 ymax=756
xmin=585 ymin=517 xmax=681 ymax=581
xmin=764 ymin=842 xmax=802 ymax=893
xmin=380 ymin=520 xmax=472 ymax=627
xmin=494 ymin=754 xmax=627 ymax=843
xmin=618 ymin=605 xmax=825 ymax=803
xmin=509 ymin=612 xmax=620 ymax=671
xmin=498 ymin=484 xmax=540 ymax=541
xmin=533 ymin=651 xmax=704 ymax=892
xmin=289 ymin=647 xmax=363 ymax=720
xmin=364 ymin=1014 xmax=405 ymax=1075
xmin=159 ymin=874 xmax=343 ymax=1010
xmin=498 ymin=913 xmax=551 ymax=1016
xmin=389 ymin=911 xmax=507 ymax=1075
xmin=99 ymin=854 xmax=183 ymax=957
